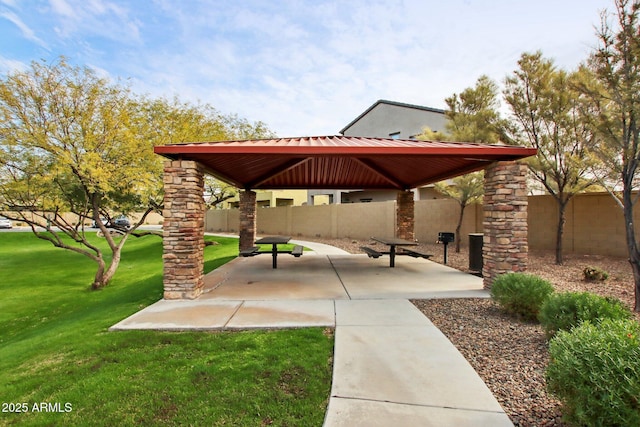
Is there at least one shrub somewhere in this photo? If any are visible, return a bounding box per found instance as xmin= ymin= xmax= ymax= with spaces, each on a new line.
xmin=490 ymin=273 xmax=554 ymax=321
xmin=546 ymin=319 xmax=640 ymax=426
xmin=538 ymin=291 xmax=632 ymax=338
xmin=583 ymin=266 xmax=609 ymax=281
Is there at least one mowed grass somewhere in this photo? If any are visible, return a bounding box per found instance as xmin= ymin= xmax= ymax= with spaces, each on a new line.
xmin=0 ymin=233 xmax=333 ymax=426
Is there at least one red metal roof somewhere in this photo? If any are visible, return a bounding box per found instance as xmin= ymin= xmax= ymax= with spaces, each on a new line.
xmin=154 ymin=135 xmax=537 ymax=190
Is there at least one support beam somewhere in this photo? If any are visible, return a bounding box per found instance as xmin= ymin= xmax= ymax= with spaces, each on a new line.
xmin=396 ymin=190 xmax=415 ymax=241
xmin=247 ymin=158 xmax=310 ymax=189
xmin=483 ymin=161 xmax=528 ymax=289
xmin=355 ymin=157 xmax=407 ymax=189
xmin=162 ymin=160 xmax=205 ymax=299
xmin=239 ymin=190 xmax=257 ymax=251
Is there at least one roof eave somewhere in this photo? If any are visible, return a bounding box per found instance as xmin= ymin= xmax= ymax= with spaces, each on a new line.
xmin=154 ymin=144 xmax=536 ymax=158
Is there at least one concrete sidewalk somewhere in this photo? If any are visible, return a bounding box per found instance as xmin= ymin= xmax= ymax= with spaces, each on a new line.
xmin=324 ymin=299 xmax=512 ymax=426
xmin=110 ymin=238 xmax=512 ymax=426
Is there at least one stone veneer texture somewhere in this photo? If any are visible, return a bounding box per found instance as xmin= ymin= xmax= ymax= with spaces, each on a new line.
xmin=396 ymin=190 xmax=415 ymax=241
xmin=162 ymin=160 xmax=205 ymax=299
xmin=483 ymin=161 xmax=528 ymax=289
xmin=239 ymin=190 xmax=257 ymax=251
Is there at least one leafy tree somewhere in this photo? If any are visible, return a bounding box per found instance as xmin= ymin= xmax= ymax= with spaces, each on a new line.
xmin=136 ymin=96 xmax=272 ymax=145
xmin=444 ymin=75 xmax=513 ymax=144
xmin=434 ymin=171 xmax=484 ymax=252
xmin=0 ymin=58 xmax=160 ymax=289
xmin=136 ymin=96 xmax=273 ymax=210
xmin=418 ymin=76 xmax=505 ymax=252
xmin=578 ymin=0 xmax=640 ymax=311
xmin=504 ymin=52 xmax=600 ymax=265
xmin=0 ymin=59 xmax=273 ymax=289
xmin=416 ymin=126 xmax=449 ymax=142
xmin=204 ymin=177 xmax=237 ymax=208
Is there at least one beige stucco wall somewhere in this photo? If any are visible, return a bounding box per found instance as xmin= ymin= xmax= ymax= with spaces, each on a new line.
xmin=335 ymin=201 xmax=395 ymax=239
xmin=528 ymin=193 xmax=634 ymax=257
xmin=205 ymin=209 xmax=240 ymax=233
xmin=205 ymin=192 xmax=640 ymax=258
xmin=572 ymin=194 xmax=627 ymax=255
xmin=414 ymin=199 xmax=481 ymax=244
xmin=206 ymin=201 xmax=395 ymax=240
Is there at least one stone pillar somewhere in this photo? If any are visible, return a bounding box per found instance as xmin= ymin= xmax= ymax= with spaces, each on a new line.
xmin=396 ymin=190 xmax=415 ymax=240
xmin=483 ymin=161 xmax=529 ymax=289
xmin=239 ymin=190 xmax=257 ymax=251
xmin=162 ymin=160 xmax=205 ymax=299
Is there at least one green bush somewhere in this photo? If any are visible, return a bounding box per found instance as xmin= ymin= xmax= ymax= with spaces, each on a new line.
xmin=538 ymin=291 xmax=632 ymax=338
xmin=490 ymin=273 xmax=554 ymax=321
xmin=583 ymin=266 xmax=609 ymax=281
xmin=546 ymin=319 xmax=640 ymax=426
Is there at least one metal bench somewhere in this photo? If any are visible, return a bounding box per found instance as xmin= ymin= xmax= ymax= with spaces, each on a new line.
xmin=400 ymin=248 xmax=433 ymax=259
xmin=239 ymin=246 xmax=260 ymax=257
xmin=360 ymin=246 xmax=383 ymax=258
xmin=291 ymin=245 xmax=304 ymax=257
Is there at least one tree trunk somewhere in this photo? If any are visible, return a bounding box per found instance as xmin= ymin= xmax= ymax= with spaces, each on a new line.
xmin=91 ymin=243 xmax=123 ymax=289
xmin=622 ymin=188 xmax=640 ymax=312
xmin=555 ymin=199 xmax=568 ymax=265
xmin=455 ymin=203 xmax=466 ymax=253
xmin=91 ymin=236 xmax=127 ymax=289
xmin=629 ymin=250 xmax=640 ymax=312
xmin=91 ymin=257 xmax=107 ymax=290
xmin=102 ymin=247 xmax=122 ymax=287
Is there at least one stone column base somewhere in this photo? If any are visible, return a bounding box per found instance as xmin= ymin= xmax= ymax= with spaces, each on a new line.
xmin=162 ymin=160 xmax=205 ymax=299
xmin=396 ymin=190 xmax=415 ymax=240
xmin=239 ymin=190 xmax=257 ymax=251
xmin=483 ymin=161 xmax=528 ymax=289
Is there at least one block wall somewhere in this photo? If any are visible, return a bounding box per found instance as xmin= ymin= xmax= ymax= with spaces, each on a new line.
xmin=204 ymin=192 xmax=640 ymax=258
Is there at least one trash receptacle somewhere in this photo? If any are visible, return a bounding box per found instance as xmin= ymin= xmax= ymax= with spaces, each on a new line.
xmin=469 ymin=233 xmax=483 ymax=272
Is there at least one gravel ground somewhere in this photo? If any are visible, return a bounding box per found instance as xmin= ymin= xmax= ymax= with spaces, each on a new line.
xmin=307 ymin=236 xmax=639 ymax=426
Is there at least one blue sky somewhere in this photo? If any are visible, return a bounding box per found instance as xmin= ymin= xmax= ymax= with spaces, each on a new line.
xmin=1 ymin=0 xmax=613 ymax=137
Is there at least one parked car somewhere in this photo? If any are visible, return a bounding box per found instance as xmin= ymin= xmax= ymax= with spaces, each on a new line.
xmin=91 ymin=217 xmax=109 ymax=228
xmin=114 ymin=215 xmax=131 ymax=229
xmin=0 ymin=216 xmax=12 ymax=229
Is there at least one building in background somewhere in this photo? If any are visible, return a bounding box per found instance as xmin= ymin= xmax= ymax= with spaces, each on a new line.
xmin=340 ymin=99 xmax=446 ymax=139
xmin=308 ymin=99 xmax=448 ymax=204
xmin=224 ymin=190 xmax=308 ymax=209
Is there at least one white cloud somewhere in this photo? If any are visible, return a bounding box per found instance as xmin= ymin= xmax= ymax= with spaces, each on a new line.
xmin=48 ymin=0 xmax=141 ymax=44
xmin=0 ymin=9 xmax=48 ymax=48
xmin=49 ymin=0 xmax=74 ymax=17
xmin=0 ymin=0 xmax=615 ymax=137
xmin=0 ymin=55 xmax=28 ymax=75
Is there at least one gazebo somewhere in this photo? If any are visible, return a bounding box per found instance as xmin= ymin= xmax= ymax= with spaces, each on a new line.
xmin=154 ymin=135 xmax=536 ymax=299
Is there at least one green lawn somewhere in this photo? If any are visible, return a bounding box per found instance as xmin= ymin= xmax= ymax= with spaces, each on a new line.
xmin=0 ymin=232 xmax=333 ymax=426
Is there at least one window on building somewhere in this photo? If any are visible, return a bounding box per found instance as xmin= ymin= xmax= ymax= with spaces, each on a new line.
xmin=389 ymin=132 xmax=400 ymax=139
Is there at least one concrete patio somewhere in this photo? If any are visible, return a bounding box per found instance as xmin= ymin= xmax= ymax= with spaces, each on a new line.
xmin=111 ymin=244 xmax=512 ymax=426
xmin=111 ymin=252 xmax=488 ymax=330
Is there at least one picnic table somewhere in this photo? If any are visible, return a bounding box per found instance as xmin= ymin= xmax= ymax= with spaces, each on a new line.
xmin=239 ymin=236 xmax=303 ymax=269
xmin=361 ymin=236 xmax=432 ymax=267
